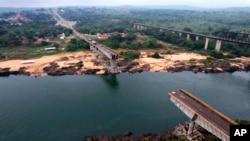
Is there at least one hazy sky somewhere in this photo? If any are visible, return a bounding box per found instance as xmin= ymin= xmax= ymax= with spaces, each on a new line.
xmin=1 ymin=0 xmax=250 ymax=8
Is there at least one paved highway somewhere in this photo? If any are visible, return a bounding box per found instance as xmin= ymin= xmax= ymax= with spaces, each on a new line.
xmin=51 ymin=9 xmax=118 ymax=58
xmin=170 ymin=90 xmax=232 ymax=134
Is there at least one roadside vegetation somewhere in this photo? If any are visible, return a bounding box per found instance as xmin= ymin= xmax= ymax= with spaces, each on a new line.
xmin=119 ymin=50 xmax=140 ymax=61
xmin=1 ymin=7 xmax=250 ymax=60
xmin=65 ymin=37 xmax=89 ymax=51
xmin=235 ymin=119 xmax=250 ymax=125
xmin=59 ymin=7 xmax=250 ymax=57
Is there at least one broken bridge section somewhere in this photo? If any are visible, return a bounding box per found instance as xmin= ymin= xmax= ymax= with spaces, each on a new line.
xmin=169 ymin=89 xmax=237 ymax=141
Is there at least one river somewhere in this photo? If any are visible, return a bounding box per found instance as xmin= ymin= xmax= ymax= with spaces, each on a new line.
xmin=0 ymin=72 xmax=250 ymax=141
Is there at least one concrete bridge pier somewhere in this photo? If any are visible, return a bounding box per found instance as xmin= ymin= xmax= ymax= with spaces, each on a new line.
xmin=109 ymin=59 xmax=119 ymax=73
xmin=204 ymin=38 xmax=210 ymax=50
xmin=90 ymin=45 xmax=96 ymax=53
xmin=133 ymin=24 xmax=136 ymax=29
xmin=187 ymin=34 xmax=190 ymax=40
xmin=159 ymin=29 xmax=163 ymax=32
xmin=215 ymin=40 xmax=222 ymax=52
xmin=179 ymin=33 xmax=182 ymax=37
xmin=138 ymin=25 xmax=141 ymax=30
xmin=187 ymin=121 xmax=195 ymax=135
xmin=97 ymin=49 xmax=105 ymax=59
xmin=196 ymin=36 xmax=199 ymax=41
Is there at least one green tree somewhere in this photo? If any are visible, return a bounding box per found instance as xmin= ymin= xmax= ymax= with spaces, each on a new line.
xmin=142 ymin=38 xmax=158 ymax=48
xmin=120 ymin=50 xmax=140 ymax=60
xmin=183 ymin=27 xmax=193 ymax=32
xmin=66 ymin=38 xmax=89 ymax=51
xmin=151 ymin=52 xmax=162 ymax=59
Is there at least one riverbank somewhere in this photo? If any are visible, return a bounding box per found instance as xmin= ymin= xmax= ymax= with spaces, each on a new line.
xmin=83 ymin=119 xmax=250 ymax=141
xmin=83 ymin=121 xmax=218 ymax=141
xmin=0 ymin=50 xmax=250 ymax=76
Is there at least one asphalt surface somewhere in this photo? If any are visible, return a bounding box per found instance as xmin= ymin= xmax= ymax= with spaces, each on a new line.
xmin=52 ymin=10 xmax=118 ymax=57
xmin=171 ymin=90 xmax=231 ymax=134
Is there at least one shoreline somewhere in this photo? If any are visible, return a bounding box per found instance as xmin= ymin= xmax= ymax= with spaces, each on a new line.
xmin=82 ymin=121 xmax=219 ymax=141
xmin=1 ymin=50 xmax=250 ymax=77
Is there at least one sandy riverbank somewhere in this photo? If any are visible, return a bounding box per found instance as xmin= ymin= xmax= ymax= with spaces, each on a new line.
xmin=0 ymin=51 xmax=104 ymax=76
xmin=0 ymin=50 xmax=250 ymax=76
xmin=136 ymin=52 xmax=207 ymax=72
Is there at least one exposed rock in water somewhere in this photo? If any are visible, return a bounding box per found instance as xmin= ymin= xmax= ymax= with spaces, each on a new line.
xmin=83 ymin=69 xmax=101 ymax=74
xmin=141 ymin=64 xmax=151 ymax=72
xmin=82 ymin=131 xmax=179 ymax=141
xmin=0 ymin=68 xmax=11 ymax=76
xmin=43 ymin=61 xmax=84 ymax=76
xmin=82 ymin=121 xmax=219 ymax=141
xmin=0 ymin=67 xmax=30 ymax=77
xmin=120 ymin=61 xmax=140 ymax=73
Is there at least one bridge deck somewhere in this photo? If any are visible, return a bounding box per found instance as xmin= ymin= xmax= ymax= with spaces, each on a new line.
xmin=135 ymin=23 xmax=250 ymax=45
xmin=169 ymin=89 xmax=236 ymax=135
xmin=73 ymin=30 xmax=118 ymax=58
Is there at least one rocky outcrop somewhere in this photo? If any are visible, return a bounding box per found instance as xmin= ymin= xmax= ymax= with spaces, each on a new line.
xmin=0 ymin=67 xmax=30 ymax=77
xmin=43 ymin=61 xmax=84 ymax=76
xmin=83 ymin=69 xmax=101 ymax=74
xmin=164 ymin=62 xmax=250 ymax=74
xmin=82 ymin=121 xmax=219 ymax=141
xmin=83 ymin=131 xmax=179 ymax=141
xmin=119 ymin=61 xmax=140 ymax=73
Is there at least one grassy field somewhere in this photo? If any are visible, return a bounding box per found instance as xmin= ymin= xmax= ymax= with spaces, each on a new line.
xmin=0 ymin=45 xmax=60 ymax=60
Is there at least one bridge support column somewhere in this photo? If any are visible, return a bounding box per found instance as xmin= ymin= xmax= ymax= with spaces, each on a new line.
xmin=90 ymin=45 xmax=95 ymax=52
xmin=137 ymin=25 xmax=140 ymax=30
xmin=159 ymin=29 xmax=163 ymax=32
xmin=196 ymin=36 xmax=199 ymax=41
xmin=179 ymin=33 xmax=182 ymax=37
xmin=187 ymin=34 xmax=190 ymax=40
xmin=172 ymin=31 xmax=175 ymax=34
xmin=134 ymin=24 xmax=136 ymax=29
xmin=187 ymin=121 xmax=195 ymax=135
xmin=215 ymin=40 xmax=222 ymax=52
xmin=204 ymin=38 xmax=210 ymax=50
xmin=110 ymin=59 xmax=119 ymax=73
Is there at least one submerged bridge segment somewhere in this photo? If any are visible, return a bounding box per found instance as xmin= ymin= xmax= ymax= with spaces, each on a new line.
xmin=169 ymin=89 xmax=237 ymax=141
xmin=134 ymin=23 xmax=250 ymax=52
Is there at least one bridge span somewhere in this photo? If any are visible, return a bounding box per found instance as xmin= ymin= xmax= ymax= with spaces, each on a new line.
xmin=52 ymin=9 xmax=119 ymax=74
xmin=169 ymin=89 xmax=237 ymax=141
xmin=134 ymin=23 xmax=250 ymax=52
xmin=73 ymin=30 xmax=119 ymax=73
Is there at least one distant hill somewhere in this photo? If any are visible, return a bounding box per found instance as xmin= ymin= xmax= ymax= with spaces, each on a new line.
xmin=224 ymin=7 xmax=250 ymax=12
xmin=141 ymin=5 xmax=206 ymax=10
xmin=0 ymin=7 xmax=36 ymax=13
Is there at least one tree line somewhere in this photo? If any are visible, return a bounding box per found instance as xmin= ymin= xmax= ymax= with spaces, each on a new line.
xmin=0 ymin=10 xmax=72 ymax=47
